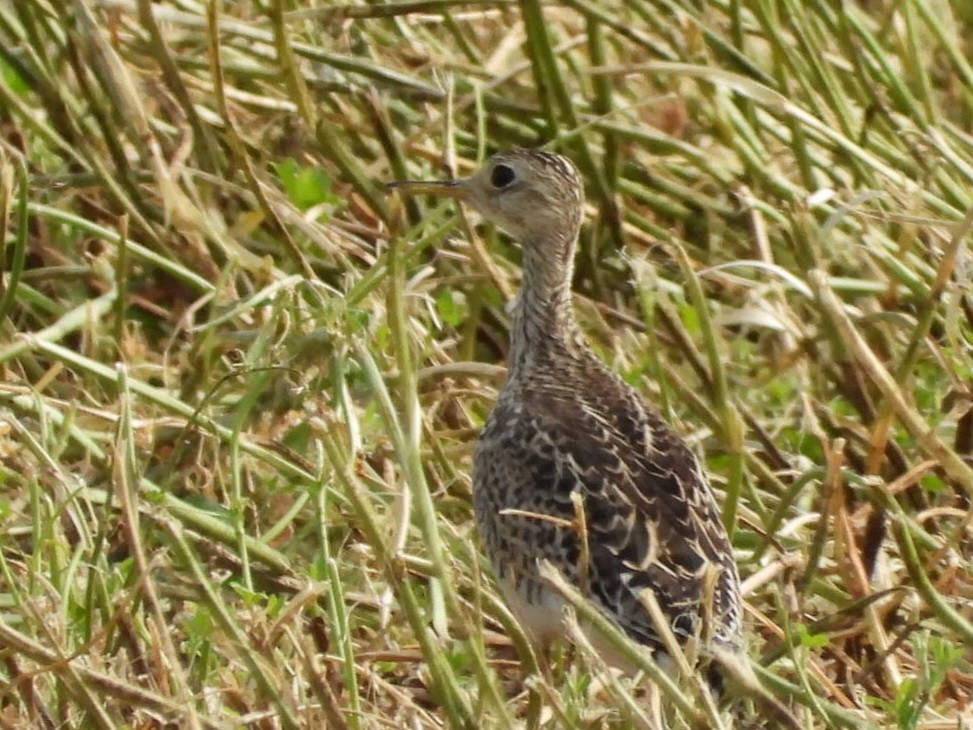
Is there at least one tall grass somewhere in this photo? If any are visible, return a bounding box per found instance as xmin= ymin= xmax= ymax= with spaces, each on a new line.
xmin=0 ymin=0 xmax=971 ymax=727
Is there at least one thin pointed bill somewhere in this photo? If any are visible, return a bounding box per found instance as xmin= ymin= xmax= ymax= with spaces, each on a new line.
xmin=385 ymin=178 xmax=471 ymax=201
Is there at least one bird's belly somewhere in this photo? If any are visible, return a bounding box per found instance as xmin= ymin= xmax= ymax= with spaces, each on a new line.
xmin=496 ymin=573 xmax=566 ymax=648
xmin=496 ymin=570 xmax=671 ymax=675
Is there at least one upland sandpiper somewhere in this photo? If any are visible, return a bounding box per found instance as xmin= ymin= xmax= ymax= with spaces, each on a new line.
xmin=389 ymin=148 xmax=742 ymax=682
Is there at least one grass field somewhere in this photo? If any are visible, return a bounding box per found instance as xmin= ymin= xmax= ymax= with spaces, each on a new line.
xmin=1 ymin=0 xmax=973 ymax=727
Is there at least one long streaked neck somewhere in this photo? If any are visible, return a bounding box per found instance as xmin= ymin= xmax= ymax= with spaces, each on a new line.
xmin=507 ymin=230 xmax=584 ymax=378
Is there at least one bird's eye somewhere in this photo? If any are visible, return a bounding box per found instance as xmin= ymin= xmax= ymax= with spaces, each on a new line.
xmin=490 ymin=164 xmax=516 ymax=188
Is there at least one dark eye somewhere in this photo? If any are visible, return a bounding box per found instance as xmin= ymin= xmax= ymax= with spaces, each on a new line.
xmin=490 ymin=164 xmax=516 ymax=188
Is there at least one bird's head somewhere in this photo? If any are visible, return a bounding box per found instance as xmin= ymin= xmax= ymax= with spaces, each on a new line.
xmin=388 ymin=148 xmax=585 ymax=252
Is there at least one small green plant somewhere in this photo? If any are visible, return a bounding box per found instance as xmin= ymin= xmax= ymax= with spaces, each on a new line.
xmin=869 ymin=632 xmax=966 ymax=729
xmin=274 ymin=157 xmax=339 ymax=212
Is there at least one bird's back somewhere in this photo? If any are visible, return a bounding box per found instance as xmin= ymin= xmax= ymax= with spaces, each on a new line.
xmin=473 ymin=344 xmax=742 ymax=662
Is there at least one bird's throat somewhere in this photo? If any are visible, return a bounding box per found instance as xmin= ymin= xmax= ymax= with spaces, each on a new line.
xmin=507 ymin=233 xmax=582 ymax=378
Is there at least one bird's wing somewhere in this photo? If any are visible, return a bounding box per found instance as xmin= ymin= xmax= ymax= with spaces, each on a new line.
xmin=509 ymin=385 xmax=740 ymax=650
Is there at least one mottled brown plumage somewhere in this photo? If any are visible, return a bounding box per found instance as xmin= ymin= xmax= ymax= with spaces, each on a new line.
xmin=389 ymin=148 xmax=742 ymax=675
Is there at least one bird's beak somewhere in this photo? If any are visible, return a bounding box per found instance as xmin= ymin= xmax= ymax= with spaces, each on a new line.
xmin=385 ymin=178 xmax=471 ymax=201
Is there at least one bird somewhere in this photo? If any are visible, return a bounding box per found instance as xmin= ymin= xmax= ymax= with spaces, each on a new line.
xmin=388 ymin=147 xmax=742 ymax=684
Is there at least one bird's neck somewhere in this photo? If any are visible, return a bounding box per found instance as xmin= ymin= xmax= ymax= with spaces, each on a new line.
xmin=507 ymin=231 xmax=584 ymax=379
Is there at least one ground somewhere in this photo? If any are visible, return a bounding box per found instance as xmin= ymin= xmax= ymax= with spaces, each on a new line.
xmin=0 ymin=0 xmax=972 ymax=728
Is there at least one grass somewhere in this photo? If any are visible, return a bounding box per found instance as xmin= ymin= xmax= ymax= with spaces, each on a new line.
xmin=0 ymin=0 xmax=972 ymax=727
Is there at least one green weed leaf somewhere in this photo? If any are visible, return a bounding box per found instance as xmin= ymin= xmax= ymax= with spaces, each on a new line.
xmin=275 ymin=158 xmax=339 ymax=212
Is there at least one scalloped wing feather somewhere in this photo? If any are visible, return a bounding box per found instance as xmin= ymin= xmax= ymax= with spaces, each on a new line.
xmin=473 ymin=364 xmax=742 ymax=654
